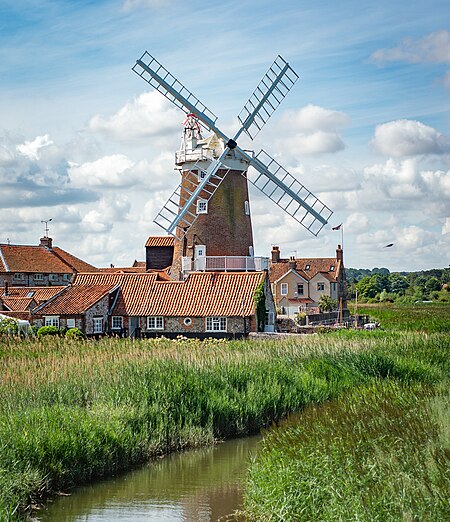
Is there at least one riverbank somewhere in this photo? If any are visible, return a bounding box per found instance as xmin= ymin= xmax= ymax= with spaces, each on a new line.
xmin=242 ymin=303 xmax=450 ymax=521
xmin=1 ymin=307 xmax=448 ymax=519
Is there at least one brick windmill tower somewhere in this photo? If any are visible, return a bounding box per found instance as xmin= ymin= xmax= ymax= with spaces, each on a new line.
xmin=133 ymin=54 xmax=333 ymax=280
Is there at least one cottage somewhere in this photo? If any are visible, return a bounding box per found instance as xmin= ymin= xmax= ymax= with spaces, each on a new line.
xmin=270 ymin=245 xmax=347 ymax=317
xmin=0 ymin=237 xmax=96 ymax=288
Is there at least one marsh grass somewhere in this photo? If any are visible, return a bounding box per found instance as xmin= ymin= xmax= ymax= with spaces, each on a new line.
xmin=243 ymin=382 xmax=450 ymax=521
xmin=0 ymin=330 xmax=448 ymax=519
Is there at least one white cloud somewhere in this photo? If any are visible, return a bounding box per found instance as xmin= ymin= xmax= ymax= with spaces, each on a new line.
xmin=68 ymin=154 xmax=135 ymax=188
xmin=281 ymin=104 xmax=350 ymax=132
xmin=345 ymin=213 xmax=369 ymax=233
xmin=89 ymin=91 xmax=181 ymax=142
xmin=16 ymin=134 xmax=53 ymax=160
xmin=371 ymin=120 xmax=447 ymax=157
xmin=82 ymin=196 xmax=131 ymax=234
xmin=372 ymin=30 xmax=450 ymax=65
xmin=442 ymin=218 xmax=450 ymax=235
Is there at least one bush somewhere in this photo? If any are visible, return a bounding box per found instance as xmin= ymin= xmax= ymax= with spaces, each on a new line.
xmin=37 ymin=326 xmax=60 ymax=338
xmin=0 ymin=317 xmax=18 ymax=336
xmin=65 ymin=327 xmax=85 ymax=339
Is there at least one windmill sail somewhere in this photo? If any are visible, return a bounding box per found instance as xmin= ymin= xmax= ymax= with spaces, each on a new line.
xmin=248 ymin=150 xmax=332 ymax=236
xmin=237 ymin=56 xmax=299 ymax=140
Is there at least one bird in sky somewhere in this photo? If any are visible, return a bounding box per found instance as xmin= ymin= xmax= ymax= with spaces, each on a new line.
xmin=383 ymin=243 xmax=394 ymax=248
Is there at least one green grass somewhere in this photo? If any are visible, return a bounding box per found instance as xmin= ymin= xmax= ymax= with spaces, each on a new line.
xmin=0 ymin=312 xmax=449 ymax=520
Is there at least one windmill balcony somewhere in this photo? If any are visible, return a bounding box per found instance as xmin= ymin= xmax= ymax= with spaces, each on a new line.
xmin=182 ymin=256 xmax=269 ymax=273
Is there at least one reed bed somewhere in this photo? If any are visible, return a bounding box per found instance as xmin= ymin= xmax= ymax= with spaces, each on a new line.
xmin=0 ymin=330 xmax=448 ymax=519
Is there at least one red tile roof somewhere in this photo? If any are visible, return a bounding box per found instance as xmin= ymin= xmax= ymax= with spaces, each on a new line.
xmin=73 ymin=272 xmax=158 ymax=286
xmin=0 ymin=286 xmax=65 ymax=303
xmin=0 ymin=243 xmax=96 ymax=273
xmin=270 ymin=258 xmax=340 ymax=283
xmin=128 ymin=272 xmax=267 ymax=317
xmin=33 ymin=285 xmax=117 ymax=315
xmin=1 ymin=297 xmax=36 ymax=311
xmin=96 ymin=267 xmax=148 ymax=273
xmin=145 ymin=236 xmax=175 ymax=248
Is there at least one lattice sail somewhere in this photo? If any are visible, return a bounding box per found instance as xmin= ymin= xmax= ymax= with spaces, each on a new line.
xmin=237 ymin=56 xmax=299 ymax=140
xmin=132 ymin=52 xmax=218 ymax=133
xmin=248 ymin=150 xmax=333 ymax=236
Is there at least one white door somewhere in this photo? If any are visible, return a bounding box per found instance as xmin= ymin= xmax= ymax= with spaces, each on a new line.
xmin=194 ymin=244 xmax=206 ymax=271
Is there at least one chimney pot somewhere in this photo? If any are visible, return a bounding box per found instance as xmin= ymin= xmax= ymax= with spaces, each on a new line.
xmin=271 ymin=246 xmax=280 ymax=263
xmin=288 ymin=256 xmax=296 ymax=270
xmin=40 ymin=237 xmax=53 ymax=249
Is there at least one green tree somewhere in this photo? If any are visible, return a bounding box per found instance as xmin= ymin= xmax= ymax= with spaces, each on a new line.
xmin=425 ymin=277 xmax=441 ymax=292
xmin=356 ymin=276 xmax=379 ymax=299
xmin=318 ymin=295 xmax=337 ymax=312
xmin=389 ymin=273 xmax=409 ymax=295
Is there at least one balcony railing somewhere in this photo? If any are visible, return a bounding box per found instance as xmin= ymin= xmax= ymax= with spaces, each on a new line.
xmin=182 ymin=256 xmax=269 ymax=273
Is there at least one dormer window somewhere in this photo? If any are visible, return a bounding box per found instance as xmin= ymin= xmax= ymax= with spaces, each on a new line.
xmin=13 ymin=273 xmax=24 ymax=281
xmin=305 ymin=264 xmax=311 ymax=271
xmin=330 ymin=265 xmax=335 ymax=271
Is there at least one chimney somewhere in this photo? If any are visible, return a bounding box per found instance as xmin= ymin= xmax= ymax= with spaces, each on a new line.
xmin=271 ymin=246 xmax=280 ymax=263
xmin=40 ymin=237 xmax=53 ymax=249
xmin=288 ymin=256 xmax=296 ymax=270
xmin=336 ymin=244 xmax=343 ymax=263
xmin=4 ymin=282 xmax=8 ymax=297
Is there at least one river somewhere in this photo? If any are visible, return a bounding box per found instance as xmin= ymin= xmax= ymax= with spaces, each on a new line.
xmin=38 ymin=435 xmax=261 ymax=521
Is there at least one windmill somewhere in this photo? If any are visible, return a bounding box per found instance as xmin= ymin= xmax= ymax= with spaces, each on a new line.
xmin=133 ymin=53 xmax=333 ymax=279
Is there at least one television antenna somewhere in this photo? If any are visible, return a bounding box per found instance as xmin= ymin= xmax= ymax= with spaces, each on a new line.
xmin=132 ymin=53 xmax=332 ymax=238
xmin=41 ymin=218 xmax=52 ymax=237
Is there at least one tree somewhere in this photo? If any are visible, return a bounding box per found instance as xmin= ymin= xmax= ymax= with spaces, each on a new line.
xmin=425 ymin=277 xmax=441 ymax=293
xmin=356 ymin=276 xmax=379 ymax=299
xmin=389 ymin=273 xmax=409 ymax=295
xmin=318 ymin=295 xmax=337 ymax=312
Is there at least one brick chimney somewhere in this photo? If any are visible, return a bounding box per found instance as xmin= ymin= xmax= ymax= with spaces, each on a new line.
xmin=336 ymin=244 xmax=343 ymax=264
xmin=288 ymin=256 xmax=296 ymax=270
xmin=40 ymin=237 xmax=53 ymax=249
xmin=271 ymin=246 xmax=280 ymax=263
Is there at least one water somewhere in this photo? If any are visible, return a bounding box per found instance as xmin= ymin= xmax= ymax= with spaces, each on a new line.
xmin=38 ymin=435 xmax=261 ymax=522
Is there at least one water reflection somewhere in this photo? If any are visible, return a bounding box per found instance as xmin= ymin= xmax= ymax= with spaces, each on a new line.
xmin=39 ymin=435 xmax=260 ymax=521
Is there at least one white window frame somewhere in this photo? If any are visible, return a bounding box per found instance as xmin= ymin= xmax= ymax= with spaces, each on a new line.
xmin=148 ymin=316 xmax=164 ymax=330
xmin=34 ymin=273 xmax=44 ymax=281
xmin=244 ymin=200 xmax=250 ymax=215
xmin=13 ymin=273 xmax=24 ymax=281
xmin=317 ymin=282 xmax=325 ymax=291
xmin=206 ymin=316 xmax=227 ymax=332
xmin=49 ymin=273 xmax=59 ymax=281
xmin=111 ymin=316 xmax=123 ymax=330
xmin=197 ymin=198 xmax=208 ymax=214
xmin=297 ymin=283 xmax=304 ymax=296
xmin=280 ymin=283 xmax=288 ymax=295
xmin=44 ymin=316 xmax=59 ymax=328
xmin=93 ymin=317 xmax=103 ymax=334
xmin=66 ymin=318 xmax=76 ymax=329
xmin=198 ymin=169 xmax=207 ymax=181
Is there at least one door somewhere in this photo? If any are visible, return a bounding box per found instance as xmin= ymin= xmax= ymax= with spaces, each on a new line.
xmin=194 ymin=244 xmax=206 ymax=271
xmin=129 ymin=316 xmax=140 ymax=338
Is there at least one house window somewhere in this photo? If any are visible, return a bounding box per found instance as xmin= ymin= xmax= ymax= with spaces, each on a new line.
xmin=281 ymin=283 xmax=288 ymax=295
xmin=67 ymin=318 xmax=76 ymax=329
xmin=44 ymin=316 xmax=59 ymax=328
xmin=111 ymin=316 xmax=123 ymax=330
xmin=49 ymin=274 xmax=59 ymax=281
xmin=330 ymin=265 xmax=335 ymax=271
xmin=34 ymin=273 xmax=43 ymax=281
xmin=13 ymin=273 xmax=24 ymax=281
xmin=317 ymin=282 xmax=325 ymax=291
xmin=184 ymin=317 xmax=192 ymax=326
xmin=305 ymin=264 xmax=311 ymax=271
xmin=93 ymin=317 xmax=103 ymax=334
xmin=206 ymin=317 xmax=227 ymax=332
xmin=297 ymin=284 xmax=304 ymax=296
xmin=197 ymin=199 xmax=208 ymax=214
xmin=244 ymin=200 xmax=250 ymax=215
xmin=331 ymin=282 xmax=337 ymax=292
xmin=148 ymin=316 xmax=164 ymax=330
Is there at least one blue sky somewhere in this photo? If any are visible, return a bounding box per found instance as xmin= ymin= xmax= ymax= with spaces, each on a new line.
xmin=0 ymin=0 xmax=449 ymax=271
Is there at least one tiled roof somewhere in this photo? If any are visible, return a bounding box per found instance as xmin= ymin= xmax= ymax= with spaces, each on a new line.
xmin=0 ymin=244 xmax=96 ymax=273
xmin=73 ymin=272 xmax=158 ymax=286
xmin=132 ymin=261 xmax=146 ymax=268
xmin=1 ymin=297 xmax=36 ymax=311
xmin=124 ymin=271 xmax=267 ymax=317
xmin=0 ymin=311 xmax=31 ymax=320
xmin=96 ymin=267 xmax=148 ymax=273
xmin=270 ymin=258 xmax=340 ymax=283
xmin=145 ymin=236 xmax=175 ymax=248
xmin=0 ymin=286 xmax=65 ymax=303
xmin=33 ymin=285 xmax=116 ymax=315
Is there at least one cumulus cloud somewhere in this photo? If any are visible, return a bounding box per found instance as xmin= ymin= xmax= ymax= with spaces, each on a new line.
xmin=82 ymin=196 xmax=131 ymax=234
xmin=371 ymin=30 xmax=450 ymax=65
xmin=89 ymin=91 xmax=181 ymax=142
xmin=16 ymin=134 xmax=53 ymax=160
xmin=275 ymin=105 xmax=349 ymax=155
xmin=68 ymin=155 xmax=135 ymax=188
xmin=371 ymin=120 xmax=448 ymax=157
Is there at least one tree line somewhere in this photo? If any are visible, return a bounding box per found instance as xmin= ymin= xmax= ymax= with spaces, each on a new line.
xmin=345 ymin=267 xmax=450 ymax=303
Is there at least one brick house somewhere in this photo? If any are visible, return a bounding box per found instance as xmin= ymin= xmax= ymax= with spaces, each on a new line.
xmin=270 ymin=245 xmax=347 ymax=317
xmin=0 ymin=237 xmax=96 ymax=288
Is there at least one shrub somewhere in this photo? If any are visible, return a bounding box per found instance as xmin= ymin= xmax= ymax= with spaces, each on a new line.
xmin=65 ymin=327 xmax=85 ymax=339
xmin=0 ymin=317 xmax=18 ymax=336
xmin=37 ymin=326 xmax=60 ymax=338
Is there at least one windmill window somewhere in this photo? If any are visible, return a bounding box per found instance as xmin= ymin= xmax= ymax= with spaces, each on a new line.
xmin=197 ymin=199 xmax=208 ymax=214
xmin=244 ymin=200 xmax=250 ymax=215
xmin=281 ymin=283 xmax=288 ymax=295
xmin=198 ymin=169 xmax=207 ymax=181
xmin=206 ymin=317 xmax=227 ymax=332
xmin=249 ymin=246 xmax=254 ymax=257
xmin=317 ymin=282 xmax=325 ymax=291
